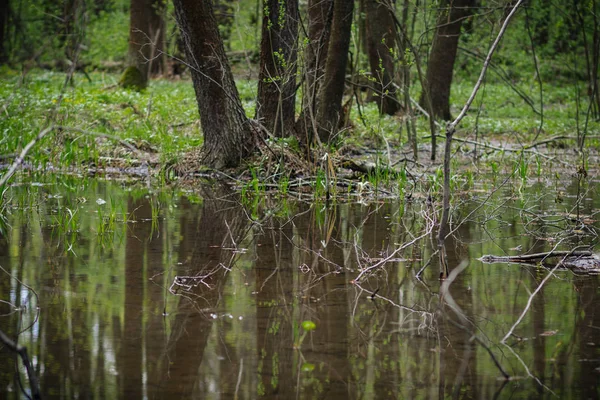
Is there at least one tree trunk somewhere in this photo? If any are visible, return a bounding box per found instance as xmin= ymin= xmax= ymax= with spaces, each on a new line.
xmin=363 ymin=0 xmax=401 ymax=115
xmin=172 ymin=0 xmax=254 ymax=169
xmin=420 ymin=0 xmax=473 ymax=120
xmin=0 ymin=0 xmax=8 ymax=63
xmin=147 ymin=0 xmax=166 ymax=76
xmin=295 ymin=0 xmax=333 ymax=145
xmin=316 ymin=0 xmax=354 ymax=143
xmin=256 ymin=0 xmax=299 ymax=137
xmin=126 ymin=0 xmax=166 ymax=87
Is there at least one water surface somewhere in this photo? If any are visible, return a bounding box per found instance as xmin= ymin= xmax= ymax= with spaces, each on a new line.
xmin=0 ymin=176 xmax=599 ymax=399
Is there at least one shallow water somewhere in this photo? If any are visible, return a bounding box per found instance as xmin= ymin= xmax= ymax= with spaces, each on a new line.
xmin=0 ymin=176 xmax=599 ymax=399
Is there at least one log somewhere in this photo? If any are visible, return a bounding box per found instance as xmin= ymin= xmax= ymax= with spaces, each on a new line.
xmin=479 ymin=250 xmax=600 ymax=272
xmin=479 ymin=250 xmax=592 ymax=264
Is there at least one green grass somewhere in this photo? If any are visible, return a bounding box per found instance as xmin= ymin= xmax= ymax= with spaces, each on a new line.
xmin=0 ymin=70 xmax=208 ymax=166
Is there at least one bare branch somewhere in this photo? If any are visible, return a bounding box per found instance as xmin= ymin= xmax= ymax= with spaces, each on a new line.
xmin=450 ymin=0 xmax=525 ymax=130
xmin=0 ymin=126 xmax=54 ymax=188
xmin=500 ymin=240 xmax=567 ymax=343
xmin=0 ymin=329 xmax=42 ymax=399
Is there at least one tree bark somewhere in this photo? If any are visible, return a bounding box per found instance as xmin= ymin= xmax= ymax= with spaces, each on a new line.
xmin=173 ymin=0 xmax=254 ymax=169
xmin=420 ymin=0 xmax=473 ymax=121
xmin=363 ymin=0 xmax=401 ymax=115
xmin=295 ymin=0 xmax=333 ymax=145
xmin=147 ymin=0 xmax=166 ymax=76
xmin=0 ymin=0 xmax=9 ymax=63
xmin=127 ymin=0 xmax=166 ymax=85
xmin=256 ymin=0 xmax=299 ymax=137
xmin=316 ymin=0 xmax=354 ymax=143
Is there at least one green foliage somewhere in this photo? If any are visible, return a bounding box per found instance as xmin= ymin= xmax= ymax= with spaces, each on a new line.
xmin=87 ymin=9 xmax=129 ymax=65
xmin=0 ymin=70 xmax=203 ymax=169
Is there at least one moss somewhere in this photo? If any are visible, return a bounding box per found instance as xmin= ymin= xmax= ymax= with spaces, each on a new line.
xmin=119 ymin=66 xmax=147 ymax=91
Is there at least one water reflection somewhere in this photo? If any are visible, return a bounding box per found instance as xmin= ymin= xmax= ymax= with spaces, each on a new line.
xmin=0 ymin=179 xmax=599 ymax=399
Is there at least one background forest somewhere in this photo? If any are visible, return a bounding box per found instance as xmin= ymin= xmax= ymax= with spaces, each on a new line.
xmin=1 ymin=0 xmax=599 ymax=172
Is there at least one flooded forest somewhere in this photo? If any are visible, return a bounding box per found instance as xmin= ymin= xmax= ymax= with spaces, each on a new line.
xmin=1 ymin=0 xmax=600 ymax=399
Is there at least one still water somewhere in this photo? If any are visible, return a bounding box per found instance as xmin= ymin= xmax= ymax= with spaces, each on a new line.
xmin=0 ymin=176 xmax=599 ymax=399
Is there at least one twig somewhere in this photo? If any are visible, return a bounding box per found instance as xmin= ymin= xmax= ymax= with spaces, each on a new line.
xmin=524 ymin=135 xmax=600 ymax=149
xmin=500 ymin=242 xmax=567 ymax=343
xmin=442 ymin=174 xmax=513 ymax=241
xmin=439 ymin=0 xmax=524 ymax=245
xmin=234 ymin=358 xmax=244 ymax=400
xmin=502 ymin=343 xmax=557 ymax=396
xmin=353 ymin=210 xmax=434 ymax=282
xmin=524 ymin=6 xmax=544 ymax=140
xmin=0 ymin=126 xmax=54 ymax=188
xmin=449 ymin=0 xmax=525 ymax=131
xmin=354 ymin=282 xmax=433 ymax=315
xmin=56 ymin=125 xmax=143 ymax=155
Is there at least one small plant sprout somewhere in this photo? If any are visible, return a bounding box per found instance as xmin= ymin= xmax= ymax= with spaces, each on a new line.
xmin=294 ymin=320 xmax=316 ymax=350
xmin=517 ymin=152 xmax=529 ymax=183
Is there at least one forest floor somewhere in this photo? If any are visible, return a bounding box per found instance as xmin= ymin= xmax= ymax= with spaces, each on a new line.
xmin=1 ymin=68 xmax=600 ymax=201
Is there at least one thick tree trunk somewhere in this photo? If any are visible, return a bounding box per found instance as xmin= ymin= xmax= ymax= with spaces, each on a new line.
xmin=256 ymin=0 xmax=299 ymax=137
xmin=295 ymin=0 xmax=333 ymax=145
xmin=173 ymin=0 xmax=253 ymax=169
xmin=420 ymin=0 xmax=473 ymax=120
xmin=127 ymin=0 xmax=166 ymax=86
xmin=316 ymin=0 xmax=354 ymax=143
xmin=363 ymin=0 xmax=401 ymax=115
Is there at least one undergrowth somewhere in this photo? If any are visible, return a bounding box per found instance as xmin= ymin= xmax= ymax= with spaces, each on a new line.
xmin=0 ymin=67 xmax=599 ymax=204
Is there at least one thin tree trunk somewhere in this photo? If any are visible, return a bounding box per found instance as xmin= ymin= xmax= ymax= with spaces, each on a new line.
xmin=127 ymin=0 xmax=150 ymax=84
xmin=591 ymin=0 xmax=600 ymax=119
xmin=256 ymin=0 xmax=299 ymax=137
xmin=316 ymin=0 xmax=354 ymax=143
xmin=438 ymin=0 xmax=523 ymax=249
xmin=295 ymin=0 xmax=333 ymax=145
xmin=147 ymin=0 xmax=166 ymax=76
xmin=400 ymin=0 xmax=418 ymax=159
xmin=0 ymin=0 xmax=8 ymax=63
xmin=173 ymin=0 xmax=254 ymax=169
xmin=127 ymin=0 xmax=166 ymax=86
xmin=420 ymin=0 xmax=473 ymax=120
xmin=363 ymin=0 xmax=401 ymax=115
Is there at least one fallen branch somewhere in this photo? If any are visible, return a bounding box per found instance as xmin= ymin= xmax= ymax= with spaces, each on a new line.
xmin=524 ymin=135 xmax=600 ymax=149
xmin=0 ymin=126 xmax=54 ymax=188
xmin=56 ymin=125 xmax=144 ymax=155
xmin=479 ymin=250 xmax=592 ymax=264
